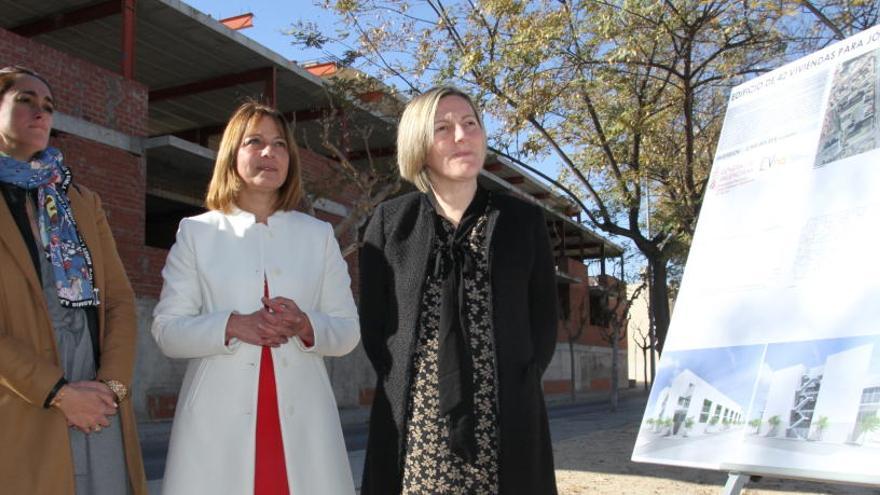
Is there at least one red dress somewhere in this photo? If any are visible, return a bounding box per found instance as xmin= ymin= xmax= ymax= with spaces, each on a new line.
xmin=255 ymin=278 xmax=289 ymax=494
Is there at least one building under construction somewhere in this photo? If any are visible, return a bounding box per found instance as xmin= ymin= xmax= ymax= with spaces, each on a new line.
xmin=0 ymin=0 xmax=628 ymax=421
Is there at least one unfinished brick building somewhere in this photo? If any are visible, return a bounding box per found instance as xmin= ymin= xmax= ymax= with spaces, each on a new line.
xmin=0 ymin=0 xmax=627 ymax=422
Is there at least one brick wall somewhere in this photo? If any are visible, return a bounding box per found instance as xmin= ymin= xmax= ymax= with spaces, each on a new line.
xmin=299 ymin=147 xmax=362 ymax=208
xmin=0 ymin=28 xmax=148 ymax=136
xmin=558 ymin=258 xmax=629 ymax=350
xmin=1 ymin=26 xmax=151 ymax=294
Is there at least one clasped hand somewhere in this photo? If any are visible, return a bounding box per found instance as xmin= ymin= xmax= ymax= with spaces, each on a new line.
xmin=225 ymin=296 xmax=314 ymax=347
xmin=56 ymin=381 xmax=118 ymax=434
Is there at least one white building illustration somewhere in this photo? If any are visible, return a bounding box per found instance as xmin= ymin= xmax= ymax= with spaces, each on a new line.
xmin=650 ymin=369 xmax=744 ymax=437
xmin=761 ymin=343 xmax=880 ymax=444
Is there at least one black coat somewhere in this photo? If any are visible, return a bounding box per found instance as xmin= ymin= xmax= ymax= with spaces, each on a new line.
xmin=359 ymin=190 xmax=559 ymax=495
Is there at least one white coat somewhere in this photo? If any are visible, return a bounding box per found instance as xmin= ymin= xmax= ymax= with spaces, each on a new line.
xmin=151 ymin=208 xmax=359 ymax=495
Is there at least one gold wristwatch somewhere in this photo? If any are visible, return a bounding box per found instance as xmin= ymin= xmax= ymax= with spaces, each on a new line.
xmin=102 ymin=379 xmax=128 ymax=403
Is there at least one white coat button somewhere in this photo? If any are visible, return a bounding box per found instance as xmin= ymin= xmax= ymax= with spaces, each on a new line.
xmin=272 ymin=268 xmax=281 ymax=276
xmin=287 ymin=405 xmax=295 ymax=416
xmin=268 ymin=231 xmax=275 ymax=239
xmin=281 ymin=358 xmax=289 ymax=368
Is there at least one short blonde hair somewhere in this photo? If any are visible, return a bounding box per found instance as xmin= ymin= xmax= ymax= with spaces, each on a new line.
xmin=397 ymin=86 xmax=486 ymax=192
xmin=206 ymin=100 xmax=303 ymax=212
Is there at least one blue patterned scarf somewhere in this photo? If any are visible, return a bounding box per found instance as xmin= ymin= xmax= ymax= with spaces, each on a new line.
xmin=0 ymin=147 xmax=99 ymax=307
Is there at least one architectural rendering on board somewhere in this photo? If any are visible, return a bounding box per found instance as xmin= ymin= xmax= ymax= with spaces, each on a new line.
xmin=646 ymin=368 xmax=745 ymax=437
xmin=757 ymin=342 xmax=880 ymax=445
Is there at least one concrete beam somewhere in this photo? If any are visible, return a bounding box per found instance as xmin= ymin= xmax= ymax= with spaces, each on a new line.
xmin=312 ymin=197 xmax=350 ymax=218
xmin=146 ymin=187 xmax=202 ymax=207
xmin=144 ymin=134 xmax=217 ymax=161
xmin=53 ymin=112 xmax=143 ymax=155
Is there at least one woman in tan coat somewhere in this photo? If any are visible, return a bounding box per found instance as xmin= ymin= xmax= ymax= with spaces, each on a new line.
xmin=0 ymin=66 xmax=147 ymax=494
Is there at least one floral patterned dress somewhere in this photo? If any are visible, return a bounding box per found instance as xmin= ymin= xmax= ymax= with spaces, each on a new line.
xmin=401 ymin=213 xmax=500 ymax=494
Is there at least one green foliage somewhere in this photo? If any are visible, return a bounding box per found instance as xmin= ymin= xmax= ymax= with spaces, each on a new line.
xmin=858 ymin=414 xmax=880 ymax=434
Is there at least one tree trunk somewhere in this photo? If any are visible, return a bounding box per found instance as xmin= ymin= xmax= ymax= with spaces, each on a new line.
xmin=610 ymin=327 xmax=619 ymax=412
xmin=642 ymin=346 xmax=648 ymax=390
xmin=649 ymin=257 xmax=671 ymax=354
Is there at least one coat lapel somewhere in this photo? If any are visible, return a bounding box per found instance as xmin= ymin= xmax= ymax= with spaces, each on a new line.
xmin=0 ymin=192 xmax=42 ymax=298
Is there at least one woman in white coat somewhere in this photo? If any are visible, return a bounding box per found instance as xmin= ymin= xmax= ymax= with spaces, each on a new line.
xmin=152 ymin=100 xmax=360 ymax=495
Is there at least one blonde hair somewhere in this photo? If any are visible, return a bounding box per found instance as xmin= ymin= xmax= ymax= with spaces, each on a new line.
xmin=396 ymin=86 xmax=485 ymax=192
xmin=205 ymin=100 xmax=302 ymax=212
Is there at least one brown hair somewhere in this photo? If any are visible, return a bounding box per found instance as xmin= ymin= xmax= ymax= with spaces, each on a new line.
xmin=396 ymin=86 xmax=485 ymax=192
xmin=205 ymin=100 xmax=302 ymax=212
xmin=0 ymin=66 xmax=53 ymax=99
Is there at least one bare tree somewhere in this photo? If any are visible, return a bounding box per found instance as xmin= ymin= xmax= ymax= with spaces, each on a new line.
xmin=597 ymin=281 xmax=645 ymax=411
xmin=296 ymin=78 xmax=403 ymax=256
xmin=787 ymin=0 xmax=879 ymax=48
xmin=634 ymin=323 xmax=654 ymax=391
xmin=561 ymin=288 xmax=590 ymax=403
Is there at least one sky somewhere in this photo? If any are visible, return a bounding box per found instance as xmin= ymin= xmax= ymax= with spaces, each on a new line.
xmin=184 ymin=1 xmax=334 ymax=63
xmin=182 ymin=0 xmax=632 ymax=278
xmin=650 ymin=345 xmax=767 ymax=410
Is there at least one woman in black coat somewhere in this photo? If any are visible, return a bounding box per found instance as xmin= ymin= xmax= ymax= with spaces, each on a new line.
xmin=359 ymin=86 xmax=559 ymax=494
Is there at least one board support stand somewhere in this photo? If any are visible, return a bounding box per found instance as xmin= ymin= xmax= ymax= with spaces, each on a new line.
xmin=721 ymin=472 xmax=750 ymax=495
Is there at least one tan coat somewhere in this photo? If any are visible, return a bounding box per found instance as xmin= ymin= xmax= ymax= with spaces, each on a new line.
xmin=0 ymin=184 xmax=147 ymax=494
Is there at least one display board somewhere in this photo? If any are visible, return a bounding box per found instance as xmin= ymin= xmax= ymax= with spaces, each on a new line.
xmin=632 ymin=25 xmax=880 ymax=486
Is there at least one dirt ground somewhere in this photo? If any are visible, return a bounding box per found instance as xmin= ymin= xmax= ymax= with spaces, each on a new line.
xmin=552 ymin=421 xmax=880 ymax=495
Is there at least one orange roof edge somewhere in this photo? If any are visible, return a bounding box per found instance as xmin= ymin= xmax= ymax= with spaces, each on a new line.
xmin=304 ymin=62 xmax=339 ymax=77
xmin=220 ymin=13 xmax=254 ymax=31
